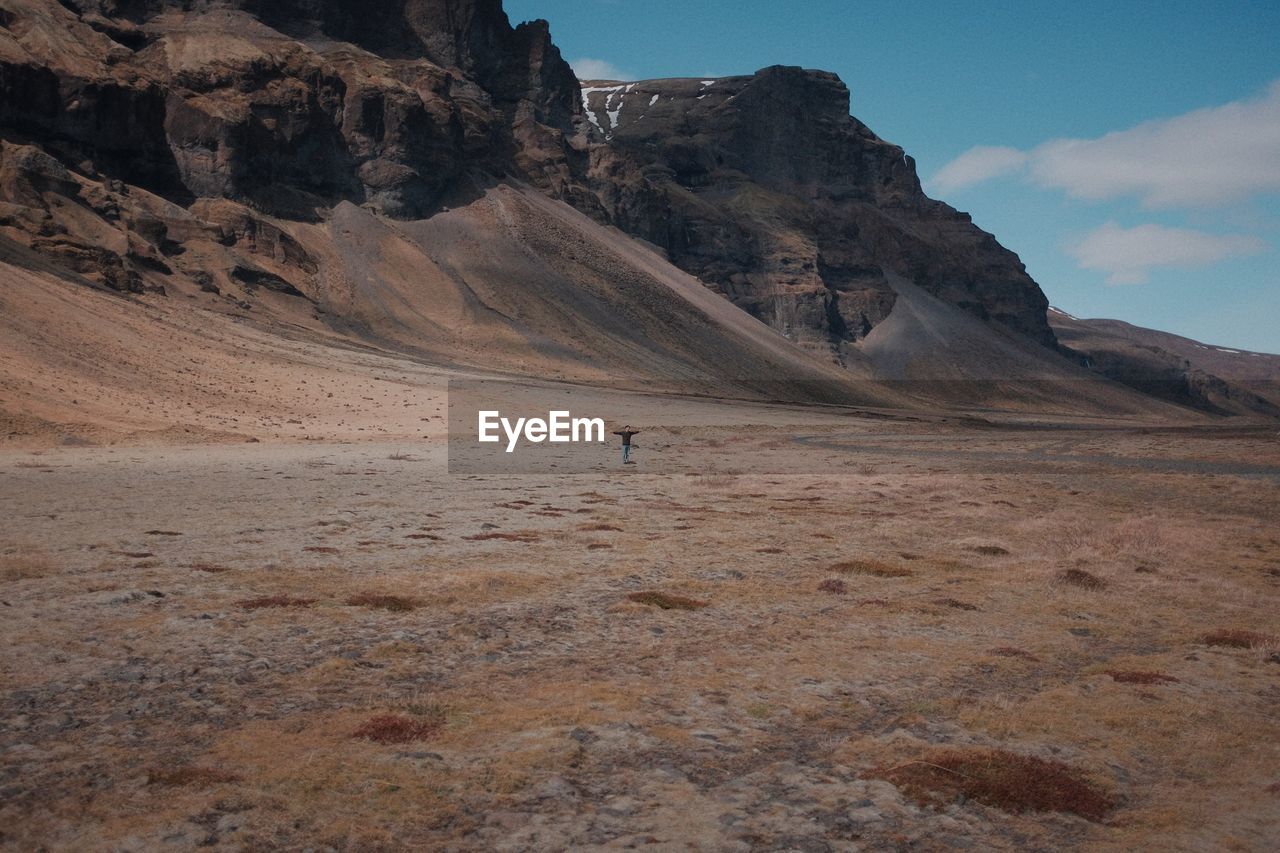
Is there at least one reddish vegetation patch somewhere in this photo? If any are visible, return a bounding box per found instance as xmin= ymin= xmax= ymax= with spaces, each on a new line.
xmin=830 ymin=558 xmax=913 ymax=578
xmin=934 ymin=598 xmax=980 ymax=611
xmin=190 ymin=562 xmax=229 ymax=573
xmin=587 ymin=543 xmax=613 ymax=550
xmin=817 ymin=579 xmax=847 ymax=595
xmin=352 ymin=714 xmax=441 ymax=744
xmin=967 ymin=545 xmax=1010 ymax=556
xmin=237 ymin=595 xmax=315 ymax=610
xmin=463 ymin=532 xmax=540 ymax=542
xmin=868 ymin=748 xmax=1114 ymax=821
xmin=347 ymin=593 xmax=416 ymax=612
xmin=1104 ymin=670 xmax=1179 ymax=684
xmin=148 ymin=766 xmax=241 ymax=787
xmin=580 ymin=523 xmax=623 ymax=532
xmin=1202 ymin=628 xmax=1275 ymax=649
xmin=989 ymin=646 xmax=1040 ymax=661
xmin=405 ymin=533 xmax=442 ymax=540
xmin=116 ymin=551 xmax=154 ymax=559
xmin=303 ymin=546 xmax=340 ymax=554
xmin=1055 ymin=568 xmax=1107 ymax=590
xmin=857 ymin=598 xmax=890 ymax=607
xmin=626 ymin=591 xmax=708 ymax=610
xmin=144 ymin=530 xmax=183 ymax=536
xmin=756 ymin=547 xmax=784 ymax=554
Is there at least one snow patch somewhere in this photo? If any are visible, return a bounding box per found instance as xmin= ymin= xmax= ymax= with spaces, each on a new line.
xmin=580 ymin=84 xmax=628 ymax=136
xmin=1214 ymin=347 xmax=1241 ymax=354
xmin=649 ymin=94 xmax=658 ymax=107
xmin=605 ymin=90 xmax=623 ymax=130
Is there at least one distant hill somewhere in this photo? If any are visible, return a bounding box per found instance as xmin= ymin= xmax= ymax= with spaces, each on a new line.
xmin=1050 ymin=308 xmax=1280 ymax=417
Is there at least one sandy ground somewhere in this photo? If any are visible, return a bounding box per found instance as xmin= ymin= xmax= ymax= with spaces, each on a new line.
xmin=2 ymin=412 xmax=1278 ymax=851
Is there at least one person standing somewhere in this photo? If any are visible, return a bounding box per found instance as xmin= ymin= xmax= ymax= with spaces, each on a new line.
xmin=613 ymin=425 xmax=640 ymax=464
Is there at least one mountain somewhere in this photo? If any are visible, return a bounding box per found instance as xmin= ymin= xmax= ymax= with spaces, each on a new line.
xmin=581 ymin=69 xmax=1056 ymax=361
xmin=1050 ymin=309 xmax=1280 ymax=417
xmin=0 ymin=0 xmax=1212 ymax=424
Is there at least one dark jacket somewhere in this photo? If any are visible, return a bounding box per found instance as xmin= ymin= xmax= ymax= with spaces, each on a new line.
xmin=613 ymin=430 xmax=639 ymax=445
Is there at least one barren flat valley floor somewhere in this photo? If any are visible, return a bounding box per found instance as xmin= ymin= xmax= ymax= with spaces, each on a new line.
xmin=2 ymin=413 xmax=1279 ymax=850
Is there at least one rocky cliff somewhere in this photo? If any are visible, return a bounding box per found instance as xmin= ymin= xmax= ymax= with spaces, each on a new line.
xmin=0 ymin=0 xmax=589 ymax=224
xmin=582 ymin=68 xmax=1056 ymax=362
xmin=4 ymin=0 xmax=1064 ymax=384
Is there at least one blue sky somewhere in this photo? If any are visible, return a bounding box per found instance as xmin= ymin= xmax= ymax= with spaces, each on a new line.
xmin=506 ymin=0 xmax=1280 ymax=353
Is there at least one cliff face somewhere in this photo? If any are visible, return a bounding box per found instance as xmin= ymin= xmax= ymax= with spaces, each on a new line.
xmin=0 ymin=0 xmax=1060 ymax=374
xmin=0 ymin=0 xmax=588 ymax=224
xmin=583 ymin=67 xmax=1056 ymax=360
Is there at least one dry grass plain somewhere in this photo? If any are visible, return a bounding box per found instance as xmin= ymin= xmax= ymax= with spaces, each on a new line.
xmin=1 ymin=416 xmax=1278 ymax=850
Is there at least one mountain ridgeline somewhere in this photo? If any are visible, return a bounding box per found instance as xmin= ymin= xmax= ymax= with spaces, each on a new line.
xmin=0 ymin=0 xmax=1271 ymax=416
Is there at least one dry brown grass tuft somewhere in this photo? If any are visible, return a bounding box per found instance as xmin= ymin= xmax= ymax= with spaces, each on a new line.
xmin=1104 ymin=670 xmax=1179 ymax=684
xmin=868 ymin=748 xmax=1115 ymax=821
xmin=989 ymin=646 xmax=1040 ymax=661
xmin=967 ymin=545 xmax=1010 ymax=556
xmin=347 ymin=593 xmax=417 ymax=612
xmin=1202 ymin=628 xmax=1276 ymax=649
xmin=817 ymin=579 xmax=847 ymax=595
xmin=0 ymin=552 xmax=56 ymax=581
xmin=464 ymin=531 xmax=540 ymax=543
xmin=579 ymin=523 xmax=622 ymax=532
xmin=1055 ymin=568 xmax=1107 ymax=590
xmin=144 ymin=530 xmax=183 ymax=536
xmin=303 ymin=546 xmax=340 ymax=554
xmin=829 ymin=558 xmax=913 ymax=578
xmin=148 ymin=766 xmax=241 ymax=787
xmin=626 ymin=591 xmax=708 ymax=610
xmin=352 ymin=713 xmax=442 ymax=744
xmin=190 ymin=562 xmax=229 ymax=573
xmin=935 ymin=597 xmax=980 ymax=611
xmin=237 ymin=595 xmax=315 ymax=610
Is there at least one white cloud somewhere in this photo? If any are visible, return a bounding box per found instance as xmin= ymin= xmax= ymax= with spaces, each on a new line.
xmin=930 ymin=146 xmax=1027 ymax=193
xmin=932 ymin=80 xmax=1280 ymax=208
xmin=569 ymin=58 xmax=633 ymax=82
xmin=1067 ymin=222 xmax=1266 ymax=285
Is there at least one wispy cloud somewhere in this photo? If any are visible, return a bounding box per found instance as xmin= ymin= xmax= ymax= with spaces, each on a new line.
xmin=931 ymin=80 xmax=1280 ymax=208
xmin=1067 ymin=222 xmax=1266 ymax=284
xmin=931 ymin=146 xmax=1028 ymax=194
xmin=569 ymin=58 xmax=634 ymax=82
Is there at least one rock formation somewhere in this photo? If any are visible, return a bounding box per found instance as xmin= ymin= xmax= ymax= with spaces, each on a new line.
xmin=4 ymin=0 xmax=1252 ymax=422
xmin=0 ymin=0 xmax=1064 ymax=366
xmin=582 ymin=68 xmax=1055 ymax=362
